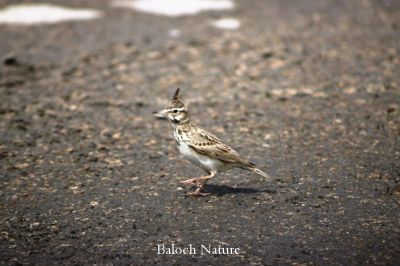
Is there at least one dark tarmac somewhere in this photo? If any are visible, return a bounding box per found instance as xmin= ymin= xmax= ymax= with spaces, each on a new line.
xmin=0 ymin=0 xmax=399 ymax=265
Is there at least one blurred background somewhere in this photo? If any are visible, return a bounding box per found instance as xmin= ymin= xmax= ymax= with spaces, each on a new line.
xmin=0 ymin=0 xmax=399 ymax=265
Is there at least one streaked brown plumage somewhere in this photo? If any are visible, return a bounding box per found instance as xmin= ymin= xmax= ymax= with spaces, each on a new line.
xmin=154 ymin=88 xmax=273 ymax=196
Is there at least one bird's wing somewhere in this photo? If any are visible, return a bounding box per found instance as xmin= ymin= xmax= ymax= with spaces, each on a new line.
xmin=187 ymin=128 xmax=253 ymax=167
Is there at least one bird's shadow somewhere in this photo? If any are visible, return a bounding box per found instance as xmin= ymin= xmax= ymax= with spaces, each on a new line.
xmin=203 ymin=184 xmax=276 ymax=197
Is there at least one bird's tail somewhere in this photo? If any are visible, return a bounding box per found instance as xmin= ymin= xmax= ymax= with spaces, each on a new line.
xmin=252 ymin=167 xmax=273 ymax=180
xmin=238 ymin=161 xmax=273 ymax=180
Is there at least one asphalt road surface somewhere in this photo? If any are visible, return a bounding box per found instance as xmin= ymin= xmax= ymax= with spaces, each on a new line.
xmin=0 ymin=0 xmax=399 ymax=265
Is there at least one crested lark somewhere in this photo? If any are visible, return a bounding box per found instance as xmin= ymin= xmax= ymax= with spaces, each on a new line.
xmin=154 ymin=88 xmax=273 ymax=196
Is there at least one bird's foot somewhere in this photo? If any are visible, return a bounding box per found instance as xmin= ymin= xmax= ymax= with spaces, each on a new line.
xmin=185 ymin=187 xmax=210 ymax=197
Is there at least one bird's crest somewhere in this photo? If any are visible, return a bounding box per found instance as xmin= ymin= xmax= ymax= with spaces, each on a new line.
xmin=170 ymin=88 xmax=185 ymax=108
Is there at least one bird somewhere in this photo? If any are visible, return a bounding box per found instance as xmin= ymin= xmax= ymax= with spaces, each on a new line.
xmin=154 ymin=88 xmax=273 ymax=196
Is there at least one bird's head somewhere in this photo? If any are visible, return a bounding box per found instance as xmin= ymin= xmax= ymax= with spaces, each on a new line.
xmin=154 ymin=88 xmax=190 ymax=124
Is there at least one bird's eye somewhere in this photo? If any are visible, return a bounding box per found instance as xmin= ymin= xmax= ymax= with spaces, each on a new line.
xmin=173 ymin=109 xmax=178 ymax=113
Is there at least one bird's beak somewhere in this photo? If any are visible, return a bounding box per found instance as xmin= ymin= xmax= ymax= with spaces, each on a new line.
xmin=153 ymin=109 xmax=168 ymax=119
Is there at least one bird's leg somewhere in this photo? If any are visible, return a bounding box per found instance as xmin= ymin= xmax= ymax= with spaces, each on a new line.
xmin=184 ymin=172 xmax=216 ymax=197
xmin=180 ymin=177 xmax=203 ymax=186
xmin=180 ymin=170 xmax=211 ymax=186
xmin=180 ymin=176 xmax=211 ymax=187
xmin=195 ymin=175 xmax=212 ymax=189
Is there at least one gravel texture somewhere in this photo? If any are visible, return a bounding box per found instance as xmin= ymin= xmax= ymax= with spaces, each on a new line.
xmin=0 ymin=0 xmax=399 ymax=265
